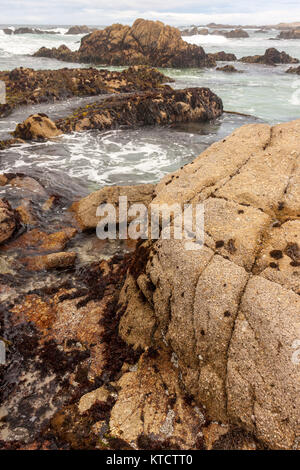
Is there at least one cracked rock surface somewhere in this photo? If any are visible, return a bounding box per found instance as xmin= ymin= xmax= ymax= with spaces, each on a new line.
xmin=118 ymin=120 xmax=300 ymax=449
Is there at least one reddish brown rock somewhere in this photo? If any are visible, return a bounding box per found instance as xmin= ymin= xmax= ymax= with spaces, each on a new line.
xmin=0 ymin=199 xmax=17 ymax=244
xmin=21 ymin=251 xmax=77 ymax=271
xmin=1 ymin=227 xmax=77 ymax=253
xmin=13 ymin=114 xmax=62 ymax=140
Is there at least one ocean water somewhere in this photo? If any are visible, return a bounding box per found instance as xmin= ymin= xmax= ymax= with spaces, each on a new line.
xmin=0 ymin=26 xmax=299 ymax=196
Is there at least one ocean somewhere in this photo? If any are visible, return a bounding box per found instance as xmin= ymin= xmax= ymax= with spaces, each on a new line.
xmin=0 ymin=25 xmax=300 ymax=198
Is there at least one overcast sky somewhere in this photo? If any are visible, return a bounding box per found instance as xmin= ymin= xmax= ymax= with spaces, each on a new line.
xmin=0 ymin=0 xmax=299 ymax=26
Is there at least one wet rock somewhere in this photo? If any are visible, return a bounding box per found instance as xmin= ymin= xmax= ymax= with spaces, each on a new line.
xmin=181 ymin=27 xmax=209 ymax=36
xmin=21 ymin=251 xmax=77 ymax=271
xmin=225 ymin=29 xmax=249 ymax=38
xmin=1 ymin=227 xmax=77 ymax=254
xmin=240 ymin=47 xmax=299 ymax=65
xmin=208 ymin=51 xmax=237 ymax=61
xmin=34 ymin=19 xmax=216 ymax=68
xmin=216 ymin=65 xmax=242 ymax=73
xmin=3 ymin=28 xmax=13 ymax=35
xmin=9 ymin=175 xmax=48 ymax=198
xmin=56 ymin=87 xmax=223 ymax=135
xmin=66 ymin=25 xmax=96 ymax=35
xmin=33 ymin=44 xmax=79 ymax=61
xmin=15 ymin=202 xmax=37 ymax=226
xmin=13 ymin=113 xmax=62 ymax=141
xmin=14 ymin=27 xmax=55 ymax=34
xmin=276 ymin=29 xmax=300 ymax=39
xmin=117 ymin=119 xmax=300 ymax=449
xmin=0 ymin=199 xmax=17 ymax=244
xmin=70 ymin=184 xmax=155 ymax=230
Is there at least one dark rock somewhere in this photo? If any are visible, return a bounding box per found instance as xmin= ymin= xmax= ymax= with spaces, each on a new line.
xmin=216 ymin=65 xmax=242 ymax=73
xmin=66 ymin=25 xmax=96 ymax=35
xmin=240 ymin=48 xmax=299 ymax=65
xmin=276 ymin=29 xmax=300 ymax=39
xmin=208 ymin=51 xmax=237 ymax=61
xmin=225 ymin=29 xmax=249 ymax=38
xmin=286 ymin=66 xmax=300 ymax=75
xmin=3 ymin=28 xmax=13 ymax=35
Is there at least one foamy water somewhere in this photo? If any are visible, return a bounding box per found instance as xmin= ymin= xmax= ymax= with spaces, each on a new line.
xmin=0 ymin=25 xmax=299 ymax=195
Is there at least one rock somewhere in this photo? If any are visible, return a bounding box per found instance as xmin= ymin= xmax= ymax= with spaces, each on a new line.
xmin=78 ymin=386 xmax=110 ymax=414
xmin=9 ymin=175 xmax=48 ymax=198
xmin=33 ymin=44 xmax=79 ymax=62
xmin=277 ymin=29 xmax=300 ymax=39
xmin=0 ymin=199 xmax=17 ymax=244
xmin=117 ymin=119 xmax=300 ymax=449
xmin=66 ymin=25 xmax=95 ymax=35
xmin=70 ymin=184 xmax=155 ymax=230
xmin=56 ymin=87 xmax=223 ymax=135
xmin=240 ymin=48 xmax=299 ymax=65
xmin=208 ymin=51 xmax=237 ymax=61
xmin=181 ymin=27 xmax=209 ymax=36
xmin=225 ymin=29 xmax=249 ymax=38
xmin=14 ymin=27 xmax=55 ymax=34
xmin=109 ymin=350 xmax=206 ymax=449
xmin=16 ymin=203 xmax=37 ymax=226
xmin=3 ymin=28 xmax=13 ymax=35
xmin=13 ymin=113 xmax=62 ymax=140
xmin=1 ymin=227 xmax=77 ymax=253
xmin=0 ymin=66 xmax=172 ymax=118
xmin=34 ymin=19 xmax=215 ymax=68
xmin=286 ymin=66 xmax=300 ymax=75
xmin=216 ymin=65 xmax=242 ymax=73
xmin=21 ymin=251 xmax=77 ymax=271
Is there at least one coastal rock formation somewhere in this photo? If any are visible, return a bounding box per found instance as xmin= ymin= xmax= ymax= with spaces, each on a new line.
xmin=286 ymin=66 xmax=300 ymax=75
xmin=14 ymin=27 xmax=55 ymax=34
xmin=0 ymin=66 xmax=172 ymax=118
xmin=117 ymin=120 xmax=300 ymax=449
xmin=276 ymin=29 xmax=300 ymax=39
xmin=70 ymin=184 xmax=155 ymax=230
xmin=3 ymin=28 xmax=13 ymax=35
xmin=55 ymin=88 xmax=223 ymax=135
xmin=240 ymin=47 xmax=299 ymax=65
xmin=208 ymin=51 xmax=237 ymax=61
xmin=33 ymin=19 xmax=215 ymax=68
xmin=0 ymin=199 xmax=17 ymax=244
xmin=13 ymin=114 xmax=62 ymax=141
xmin=225 ymin=29 xmax=249 ymax=38
xmin=181 ymin=27 xmax=209 ymax=36
xmin=216 ymin=65 xmax=242 ymax=73
xmin=66 ymin=25 xmax=96 ymax=35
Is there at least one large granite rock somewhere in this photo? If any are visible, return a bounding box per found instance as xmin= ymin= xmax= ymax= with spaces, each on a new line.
xmin=117 ymin=120 xmax=300 ymax=449
xmin=33 ymin=19 xmax=215 ymax=68
xmin=240 ymin=47 xmax=299 ymax=65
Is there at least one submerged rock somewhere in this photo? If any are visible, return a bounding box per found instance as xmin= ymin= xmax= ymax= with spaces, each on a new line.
xmin=276 ymin=29 xmax=300 ymax=39
xmin=216 ymin=65 xmax=242 ymax=73
xmin=33 ymin=18 xmax=215 ymax=68
xmin=240 ymin=47 xmax=299 ymax=65
xmin=13 ymin=113 xmax=62 ymax=141
xmin=21 ymin=251 xmax=77 ymax=271
xmin=286 ymin=65 xmax=300 ymax=75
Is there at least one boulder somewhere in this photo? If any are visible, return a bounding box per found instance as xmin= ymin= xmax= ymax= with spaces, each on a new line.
xmin=117 ymin=119 xmax=300 ymax=449
xmin=286 ymin=66 xmax=300 ymax=75
xmin=13 ymin=113 xmax=62 ymax=140
xmin=56 ymin=87 xmax=224 ymax=135
xmin=208 ymin=51 xmax=237 ymax=61
xmin=34 ymin=19 xmax=215 ymax=68
xmin=277 ymin=29 xmax=300 ymax=39
xmin=0 ymin=199 xmax=17 ymax=244
xmin=1 ymin=227 xmax=77 ymax=253
xmin=21 ymin=251 xmax=77 ymax=271
xmin=66 ymin=25 xmax=95 ymax=35
xmin=33 ymin=44 xmax=78 ymax=62
xmin=3 ymin=28 xmax=13 ymax=35
xmin=225 ymin=29 xmax=249 ymax=38
xmin=240 ymin=48 xmax=299 ymax=65
xmin=216 ymin=65 xmax=242 ymax=73
xmin=70 ymin=184 xmax=155 ymax=230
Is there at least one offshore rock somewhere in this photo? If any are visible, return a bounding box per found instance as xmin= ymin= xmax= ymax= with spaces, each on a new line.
xmin=240 ymin=47 xmax=299 ymax=65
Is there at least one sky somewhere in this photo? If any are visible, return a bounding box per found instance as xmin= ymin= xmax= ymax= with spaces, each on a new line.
xmin=0 ymin=0 xmax=299 ymax=26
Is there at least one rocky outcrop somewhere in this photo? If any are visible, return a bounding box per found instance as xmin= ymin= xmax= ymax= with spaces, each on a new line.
xmin=216 ymin=65 xmax=242 ymax=73
xmin=276 ymin=29 xmax=300 ymax=39
xmin=55 ymin=88 xmax=223 ymax=135
xmin=208 ymin=51 xmax=237 ymax=61
xmin=240 ymin=47 xmax=299 ymax=65
xmin=66 ymin=25 xmax=96 ymax=35
xmin=14 ymin=27 xmax=56 ymax=34
xmin=116 ymin=120 xmax=300 ymax=449
xmin=13 ymin=114 xmax=62 ymax=141
xmin=3 ymin=28 xmax=13 ymax=35
xmin=70 ymin=184 xmax=155 ymax=230
xmin=286 ymin=66 xmax=300 ymax=75
xmin=181 ymin=27 xmax=209 ymax=36
xmin=33 ymin=19 xmax=215 ymax=68
xmin=0 ymin=66 xmax=172 ymax=118
xmin=0 ymin=199 xmax=17 ymax=244
xmin=225 ymin=29 xmax=249 ymax=38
